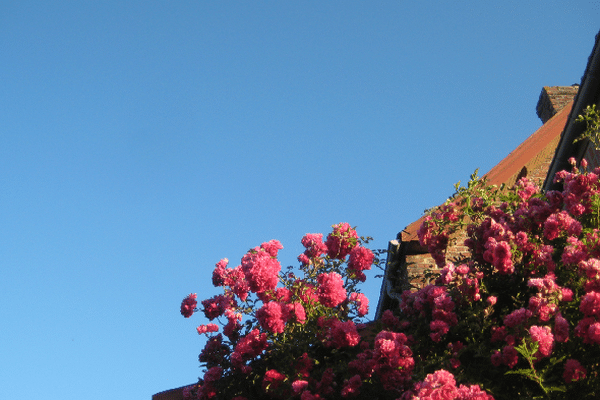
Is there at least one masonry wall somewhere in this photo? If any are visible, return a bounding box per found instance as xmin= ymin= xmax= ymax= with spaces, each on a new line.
xmin=405 ymin=230 xmax=470 ymax=289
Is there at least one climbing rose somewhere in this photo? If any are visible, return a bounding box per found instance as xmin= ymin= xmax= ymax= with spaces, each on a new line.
xmin=197 ymin=323 xmax=219 ymax=335
xmin=212 ymin=258 xmax=229 ymax=287
xmin=580 ymin=291 xmax=600 ymax=316
xmin=347 ymin=246 xmax=374 ymax=281
xmin=349 ymin=292 xmax=369 ymax=317
xmin=554 ymin=313 xmax=570 ymax=343
xmin=529 ymin=325 xmax=554 ymax=359
xmin=325 ymin=222 xmax=359 ymax=259
xmin=329 ymin=320 xmax=361 ymax=348
xmin=261 ymin=239 xmax=284 ymax=257
xmin=341 ymin=374 xmax=362 ymax=397
xmin=241 ymin=247 xmax=281 ymax=294
xmin=409 ymin=369 xmax=458 ymax=399
xmin=287 ymin=302 xmax=307 ymax=324
xmin=409 ymin=369 xmax=493 ymax=400
xmin=317 ymin=272 xmax=347 ymax=307
xmin=292 ymin=380 xmax=309 ymax=394
xmin=180 ymin=293 xmax=197 ymax=318
xmin=262 ymin=369 xmax=286 ymax=395
xmin=300 ymin=233 xmax=328 ymax=259
xmin=563 ymin=359 xmax=587 ymax=383
xmin=256 ymin=301 xmax=288 ymax=334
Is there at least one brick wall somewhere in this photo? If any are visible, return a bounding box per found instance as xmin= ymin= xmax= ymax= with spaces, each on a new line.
xmin=536 ymin=85 xmax=579 ymax=124
xmin=405 ymin=230 xmax=470 ymax=288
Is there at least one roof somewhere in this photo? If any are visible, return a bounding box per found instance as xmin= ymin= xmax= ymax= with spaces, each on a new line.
xmin=399 ymin=100 xmax=573 ymax=243
xmin=545 ymin=30 xmax=600 ymax=187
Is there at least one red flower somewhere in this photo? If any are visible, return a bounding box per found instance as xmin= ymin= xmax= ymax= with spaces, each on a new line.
xmin=347 ymin=246 xmax=374 ymax=282
xmin=201 ymin=294 xmax=236 ymax=320
xmin=241 ymin=247 xmax=281 ymax=294
xmin=563 ymin=359 xmax=587 ymax=383
xmin=341 ymin=375 xmax=362 ymax=398
xmin=349 ymin=292 xmax=369 ymax=317
xmin=212 ymin=258 xmax=229 ymax=287
xmin=180 ymin=293 xmax=197 ymax=318
xmin=529 ymin=325 xmax=554 ymax=359
xmin=256 ymin=301 xmax=288 ymax=334
xmin=325 ymin=223 xmax=359 ymax=259
xmin=261 ymin=239 xmax=284 ymax=257
xmin=316 ymin=272 xmax=347 ymax=308
xmin=580 ymin=291 xmax=600 ymax=316
xmin=300 ymin=233 xmax=328 ymax=259
xmin=262 ymin=369 xmax=286 ymax=395
xmin=329 ymin=320 xmax=361 ymax=348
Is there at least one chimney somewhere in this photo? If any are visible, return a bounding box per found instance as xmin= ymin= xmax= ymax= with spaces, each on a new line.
xmin=536 ymin=85 xmax=579 ymax=124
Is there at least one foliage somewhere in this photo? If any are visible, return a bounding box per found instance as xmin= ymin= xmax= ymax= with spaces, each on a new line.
xmin=414 ymin=161 xmax=600 ymax=398
xmin=574 ymin=104 xmax=600 ymax=150
xmin=177 ymin=160 xmax=600 ymax=399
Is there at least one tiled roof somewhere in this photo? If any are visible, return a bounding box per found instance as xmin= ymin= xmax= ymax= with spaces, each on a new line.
xmin=152 ymin=385 xmax=186 ymax=400
xmin=399 ymin=101 xmax=573 ymax=243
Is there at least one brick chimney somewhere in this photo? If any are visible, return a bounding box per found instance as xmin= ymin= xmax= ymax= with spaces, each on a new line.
xmin=536 ymin=85 xmax=579 ymax=124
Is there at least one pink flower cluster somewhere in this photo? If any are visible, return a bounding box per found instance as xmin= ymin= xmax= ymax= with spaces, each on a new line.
xmin=412 ymin=166 xmax=600 ymax=393
xmin=256 ymin=300 xmax=307 ymax=334
xmin=241 ymin=240 xmax=283 ymax=295
xmin=404 ymin=369 xmax=493 ymax=400
xmin=321 ymin=319 xmax=361 ymax=349
xmin=182 ymin=224 xmax=380 ymax=399
xmin=400 ymin=284 xmax=457 ymax=343
xmin=230 ymin=328 xmax=268 ymax=372
xmin=563 ymin=359 xmax=587 ymax=383
xmin=324 ymin=222 xmax=359 ymax=259
xmin=212 ymin=258 xmax=250 ymax=301
xmin=180 ymin=293 xmax=197 ymax=318
xmin=347 ymin=245 xmax=374 ymax=282
xmin=575 ymin=290 xmax=600 ymax=344
xmin=348 ymin=330 xmax=415 ymax=395
xmin=529 ymin=325 xmax=554 ymax=360
xmin=316 ymin=272 xmax=347 ymax=308
xmin=298 ymin=233 xmax=328 ymax=265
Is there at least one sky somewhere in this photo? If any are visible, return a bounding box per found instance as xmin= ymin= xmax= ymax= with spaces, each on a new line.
xmin=1 ymin=1 xmax=599 ymax=399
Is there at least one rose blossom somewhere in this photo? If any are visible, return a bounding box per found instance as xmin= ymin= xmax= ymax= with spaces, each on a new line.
xmin=563 ymin=359 xmax=587 ymax=383
xmin=529 ymin=325 xmax=554 ymax=359
xmin=241 ymin=247 xmax=281 ymax=294
xmin=261 ymin=239 xmax=283 ymax=257
xmin=300 ymin=233 xmax=328 ymax=260
xmin=349 ymin=292 xmax=369 ymax=317
xmin=554 ymin=313 xmax=570 ymax=343
xmin=262 ymin=369 xmax=286 ymax=395
xmin=256 ymin=301 xmax=288 ymax=334
xmin=287 ymin=302 xmax=307 ymax=324
xmin=212 ymin=258 xmax=229 ymax=287
xmin=180 ymin=293 xmax=197 ymax=318
xmin=341 ymin=375 xmax=362 ymax=398
xmin=292 ymin=380 xmax=309 ymax=394
xmin=325 ymin=222 xmax=359 ymax=259
xmin=580 ymin=291 xmax=600 ymax=316
xmin=197 ymin=323 xmax=219 ymax=335
xmin=347 ymin=246 xmax=374 ymax=281
xmin=328 ymin=320 xmax=361 ymax=348
xmin=316 ymin=272 xmax=347 ymax=308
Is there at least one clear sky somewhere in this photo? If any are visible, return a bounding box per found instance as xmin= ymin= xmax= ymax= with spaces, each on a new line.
xmin=1 ymin=1 xmax=599 ymax=399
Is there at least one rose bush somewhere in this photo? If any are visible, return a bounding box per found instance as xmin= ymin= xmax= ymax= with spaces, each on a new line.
xmin=178 ymin=159 xmax=600 ymax=399
xmin=178 ymin=222 xmax=494 ymax=399
xmin=411 ymin=160 xmax=600 ymax=398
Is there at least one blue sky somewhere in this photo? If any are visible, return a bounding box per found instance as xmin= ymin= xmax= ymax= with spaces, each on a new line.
xmin=1 ymin=1 xmax=598 ymax=399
